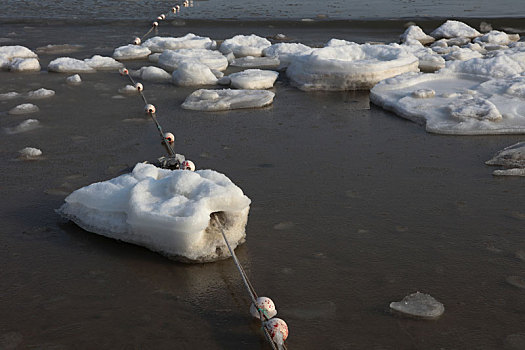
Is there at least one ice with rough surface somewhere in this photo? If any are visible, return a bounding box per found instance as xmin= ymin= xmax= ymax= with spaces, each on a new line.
xmin=130 ymin=66 xmax=172 ymax=82
xmin=400 ymin=25 xmax=435 ymax=45
xmin=182 ymin=89 xmax=275 ymax=111
xmin=286 ymin=42 xmax=419 ymax=91
xmin=57 ymin=163 xmax=251 ymax=262
xmin=48 ymin=57 xmax=96 ymax=73
xmin=112 ymin=44 xmax=151 ymax=60
xmin=19 ymin=147 xmax=42 ymax=158
xmin=401 ymin=40 xmax=445 ymax=72
xmin=230 ymin=56 xmax=280 ymax=68
xmin=118 ymin=85 xmax=139 ymax=94
xmin=172 ymin=61 xmax=218 ymax=86
xmin=390 ymin=292 xmax=444 ymax=319
xmin=0 ymin=92 xmax=20 ymax=100
xmin=0 ymin=45 xmax=37 ymax=59
xmin=27 ymin=88 xmax=55 ymax=99
xmin=142 ymin=34 xmax=216 ymax=53
xmin=474 ymin=30 xmax=519 ymax=45
xmin=229 ymin=69 xmax=279 ymax=89
xmin=486 ymin=142 xmax=525 ymax=176
xmin=67 ymin=74 xmax=82 ymax=84
xmin=219 ymin=34 xmax=271 ymax=57
xmin=263 ymin=43 xmax=312 ymax=66
xmin=9 ymin=58 xmax=40 ymax=72
xmin=4 ymin=119 xmax=40 ymax=134
xmin=430 ymin=20 xmax=481 ymax=39
xmin=84 ymin=55 xmax=124 ymax=70
xmin=8 ymin=103 xmax=39 ymax=115
xmin=158 ymin=48 xmax=228 ymax=72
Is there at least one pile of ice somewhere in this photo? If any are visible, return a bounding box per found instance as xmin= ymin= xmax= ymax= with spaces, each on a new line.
xmin=228 ymin=69 xmax=279 ymax=89
xmin=142 ymin=34 xmax=216 ymax=53
xmin=390 ymin=292 xmax=445 ymax=319
xmin=18 ymin=147 xmax=42 ymax=159
xmin=286 ymin=42 xmax=419 ymax=90
xmin=182 ymin=89 xmax=275 ymax=111
xmin=0 ymin=45 xmax=40 ymax=72
xmin=486 ymin=142 xmax=525 ymax=176
xmin=130 ymin=66 xmax=172 ymax=82
xmin=158 ymin=48 xmax=228 ymax=71
xmin=57 ymin=163 xmax=251 ymax=262
xmin=219 ymin=34 xmax=271 ymax=57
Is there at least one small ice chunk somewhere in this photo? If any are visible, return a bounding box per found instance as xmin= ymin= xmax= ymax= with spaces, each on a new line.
xmin=48 ymin=57 xmax=96 ymax=73
xmin=412 ymin=89 xmax=435 ymax=98
xmin=443 ymin=48 xmax=483 ymax=61
xmin=158 ymin=48 xmax=228 ymax=71
xmin=172 ymin=61 xmax=218 ymax=86
xmin=474 ymin=30 xmax=519 ymax=46
xmin=389 ymin=292 xmax=444 ymax=319
xmin=400 ymin=25 xmax=435 ymax=45
xmin=118 ymin=85 xmax=139 ymax=94
xmin=262 ymin=42 xmax=313 ymax=66
xmin=142 ymin=34 xmax=216 ymax=53
xmin=229 ymin=69 xmax=278 ymax=89
xmin=67 ymin=74 xmax=82 ymax=84
xmin=448 ymin=96 xmax=502 ymax=122
xmin=230 ymin=56 xmax=280 ymax=68
xmin=0 ymin=91 xmax=20 ymax=100
xmin=8 ymin=103 xmax=39 ymax=115
xmin=84 ymin=55 xmax=124 ymax=70
xmin=130 ymin=66 xmax=172 ymax=82
xmin=18 ymin=147 xmax=42 ymax=158
xmin=430 ymin=20 xmax=481 ymax=39
xmin=486 ymin=142 xmax=525 ymax=168
xmin=493 ymin=168 xmax=525 ymax=176
xmin=182 ymin=88 xmax=275 ymax=111
xmin=57 ymin=163 xmax=251 ymax=262
xmin=9 ymin=57 xmax=40 ymax=72
xmin=27 ymin=88 xmax=55 ymax=99
xmin=219 ymin=34 xmax=272 ymax=57
xmin=0 ymin=45 xmax=37 ymax=59
xmin=4 ymin=119 xmax=40 ymax=134
xmin=112 ymin=44 xmax=151 ymax=60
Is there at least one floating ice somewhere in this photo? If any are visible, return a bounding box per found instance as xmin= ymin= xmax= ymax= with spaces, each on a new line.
xmin=474 ymin=30 xmax=519 ymax=46
xmin=430 ymin=20 xmax=481 ymax=39
xmin=286 ymin=42 xmax=419 ymax=91
xmin=67 ymin=74 xmax=82 ymax=85
xmin=48 ymin=57 xmax=96 ymax=73
xmin=4 ymin=119 xmax=40 ymax=134
xmin=130 ymin=66 xmax=172 ymax=82
xmin=230 ymin=56 xmax=280 ymax=68
xmin=118 ymin=85 xmax=139 ymax=94
xmin=0 ymin=45 xmax=38 ymax=59
xmin=0 ymin=91 xmax=20 ymax=100
xmin=400 ymin=25 xmax=435 ymax=45
xmin=36 ymin=44 xmax=83 ymax=55
xmin=486 ymin=142 xmax=525 ymax=176
xmin=84 ymin=55 xmax=124 ymax=70
xmin=401 ymin=40 xmax=445 ymax=72
xmin=370 ymin=72 xmax=525 ymax=134
xmin=27 ymin=88 xmax=55 ymax=99
xmin=9 ymin=57 xmax=40 ymax=72
xmin=172 ymin=61 xmax=218 ymax=86
xmin=182 ymin=89 xmax=275 ymax=111
xmin=112 ymin=44 xmax=151 ymax=61
xmin=262 ymin=42 xmax=312 ymax=67
xmin=18 ymin=147 xmax=42 ymax=158
xmin=57 ymin=163 xmax=251 ymax=262
xmin=142 ymin=34 xmax=216 ymax=53
xmin=219 ymin=34 xmax=271 ymax=57
xmin=8 ymin=103 xmax=39 ymax=115
xmin=158 ymin=48 xmax=228 ymax=72
xmin=229 ymin=69 xmax=278 ymax=89
xmin=390 ymin=292 xmax=444 ymax=319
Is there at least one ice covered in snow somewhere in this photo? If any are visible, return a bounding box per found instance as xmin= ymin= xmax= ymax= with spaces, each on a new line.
xmin=27 ymin=88 xmax=55 ymax=99
xmin=67 ymin=74 xmax=82 ymax=84
xmin=262 ymin=42 xmax=312 ymax=67
xmin=219 ymin=34 xmax=272 ymax=57
xmin=400 ymin=25 xmax=435 ymax=45
xmin=18 ymin=147 xmax=42 ymax=158
xmin=401 ymin=40 xmax=445 ymax=72
xmin=112 ymin=44 xmax=151 ymax=60
xmin=142 ymin=34 xmax=216 ymax=53
xmin=370 ymin=72 xmax=525 ymax=134
xmin=486 ymin=142 xmax=525 ymax=176
xmin=9 ymin=58 xmax=40 ymax=72
xmin=4 ymin=119 xmax=40 ymax=134
xmin=442 ymin=47 xmax=483 ymax=61
xmin=129 ymin=66 xmax=171 ymax=82
xmin=228 ymin=69 xmax=279 ymax=89
xmin=474 ymin=30 xmax=519 ymax=46
xmin=48 ymin=57 xmax=96 ymax=73
xmin=8 ymin=103 xmax=39 ymax=115
xmin=158 ymin=48 xmax=228 ymax=72
xmin=172 ymin=61 xmax=218 ymax=86
xmin=390 ymin=292 xmax=444 ymax=319
xmin=430 ymin=20 xmax=481 ymax=39
xmin=0 ymin=45 xmax=37 ymax=59
xmin=57 ymin=163 xmax=251 ymax=262
xmin=286 ymin=42 xmax=419 ymax=91
xmin=84 ymin=55 xmax=124 ymax=70
xmin=230 ymin=56 xmax=280 ymax=68
xmin=182 ymin=89 xmax=275 ymax=111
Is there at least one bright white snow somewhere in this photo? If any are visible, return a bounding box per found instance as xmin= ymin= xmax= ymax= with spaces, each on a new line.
xmin=57 ymin=163 xmax=251 ymax=262
xmin=228 ymin=69 xmax=279 ymax=89
xmin=18 ymin=147 xmax=42 ymax=158
xmin=158 ymin=48 xmax=228 ymax=72
xmin=430 ymin=20 xmax=481 ymax=39
xmin=262 ymin=42 xmax=312 ymax=67
xmin=67 ymin=74 xmax=82 ymax=85
xmin=182 ymin=89 xmax=275 ymax=111
xmin=400 ymin=25 xmax=435 ymax=45
xmin=0 ymin=45 xmax=38 ymax=59
xmin=84 ymin=55 xmax=124 ymax=70
xmin=142 ymin=34 xmax=216 ymax=53
xmin=172 ymin=61 xmax=218 ymax=86
xmin=390 ymin=292 xmax=445 ymax=319
xmin=219 ymin=34 xmax=271 ymax=57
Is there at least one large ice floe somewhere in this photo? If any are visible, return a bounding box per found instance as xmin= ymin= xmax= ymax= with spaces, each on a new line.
xmin=486 ymin=142 xmax=525 ymax=176
xmin=286 ymin=42 xmax=419 ymax=90
xmin=219 ymin=34 xmax=272 ymax=57
xmin=57 ymin=163 xmax=251 ymax=262
xmin=182 ymin=89 xmax=275 ymax=111
xmin=141 ymin=34 xmax=216 ymax=53
xmin=157 ymin=48 xmax=228 ymax=72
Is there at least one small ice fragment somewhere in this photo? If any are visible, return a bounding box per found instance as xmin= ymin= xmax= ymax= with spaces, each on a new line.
xmin=18 ymin=147 xmax=42 ymax=158
xmin=273 ymin=221 xmax=294 ymax=230
xmin=181 ymin=88 xmax=275 ymax=111
xmin=412 ymin=89 xmax=435 ymax=98
xmin=8 ymin=103 xmax=39 ymax=115
xmin=493 ymin=168 xmax=525 ymax=176
xmin=389 ymin=292 xmax=444 ymax=319
xmin=0 ymin=45 xmax=37 ymax=59
xmin=230 ymin=56 xmax=280 ymax=68
xmin=67 ymin=74 xmax=82 ymax=84
xmin=5 ymin=119 xmax=40 ymax=134
xmin=36 ymin=44 xmax=83 ymax=55
xmin=129 ymin=66 xmax=172 ymax=82
xmin=26 ymin=88 xmax=55 ymax=99
xmin=485 ymin=142 xmax=525 ymax=168
xmin=229 ymin=69 xmax=278 ymax=89
xmin=172 ymin=61 xmax=218 ymax=86
xmin=158 ymin=48 xmax=228 ymax=71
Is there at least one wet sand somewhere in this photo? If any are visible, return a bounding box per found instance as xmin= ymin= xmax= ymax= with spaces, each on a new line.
xmin=1 ymin=21 xmax=525 ymax=349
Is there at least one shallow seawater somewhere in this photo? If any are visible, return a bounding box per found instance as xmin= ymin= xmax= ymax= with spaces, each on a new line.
xmin=1 ymin=17 xmax=525 ymax=350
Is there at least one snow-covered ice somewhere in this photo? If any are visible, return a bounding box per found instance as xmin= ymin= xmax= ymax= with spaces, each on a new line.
xmin=158 ymin=48 xmax=228 ymax=72
xmin=486 ymin=142 xmax=525 ymax=176
xmin=401 ymin=40 xmax=445 ymax=72
xmin=262 ymin=42 xmax=312 ymax=67
xmin=9 ymin=58 xmax=40 ymax=72
xmin=430 ymin=20 xmax=481 ymax=39
xmin=172 ymin=61 xmax=218 ymax=86
xmin=182 ymin=89 xmax=275 ymax=111
xmin=84 ymin=55 xmax=124 ymax=70
xmin=400 ymin=25 xmax=435 ymax=45
xmin=0 ymin=45 xmax=38 ymax=59
xmin=112 ymin=44 xmax=151 ymax=61
xmin=474 ymin=30 xmax=519 ymax=46
xmin=228 ymin=69 xmax=279 ymax=89
xmin=0 ymin=92 xmax=20 ymax=100
xmin=219 ymin=34 xmax=271 ymax=57
xmin=390 ymin=292 xmax=445 ymax=319
xmin=67 ymin=74 xmax=82 ymax=85
xmin=27 ymin=88 xmax=55 ymax=99
xmin=130 ymin=66 xmax=172 ymax=82
xmin=286 ymin=43 xmax=419 ymax=90
xmin=142 ymin=34 xmax=216 ymax=53
xmin=8 ymin=103 xmax=39 ymax=115
xmin=18 ymin=147 xmax=42 ymax=159
xmin=57 ymin=163 xmax=251 ymax=262
xmin=4 ymin=119 xmax=40 ymax=134
xmin=48 ymin=57 xmax=96 ymax=73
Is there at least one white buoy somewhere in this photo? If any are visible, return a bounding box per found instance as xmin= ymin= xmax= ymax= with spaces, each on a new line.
xmin=133 ymin=37 xmax=141 ymax=45
xmin=145 ymin=104 xmax=156 ymax=114
xmin=175 ymin=5 xmax=181 ymax=11
xmin=159 ymin=14 xmax=166 ymax=20
xmin=250 ymin=297 xmax=277 ymax=320
xmin=171 ymin=7 xmax=177 ymax=13
xmin=119 ymin=67 xmax=129 ymax=75
xmin=135 ymin=82 xmax=143 ymax=92
xmin=181 ymin=160 xmax=195 ymax=171
xmin=264 ymin=318 xmax=288 ymax=345
xmin=152 ymin=21 xmax=159 ymax=27
xmin=164 ymin=132 xmax=175 ymax=143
